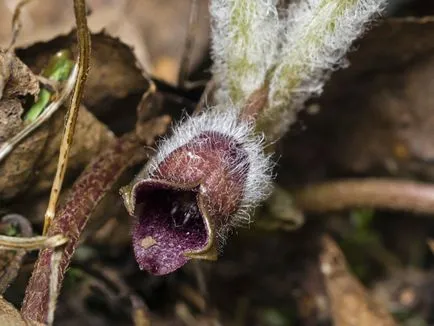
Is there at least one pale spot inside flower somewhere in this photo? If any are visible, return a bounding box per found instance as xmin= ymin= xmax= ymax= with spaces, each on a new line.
xmin=141 ymin=236 xmax=157 ymax=249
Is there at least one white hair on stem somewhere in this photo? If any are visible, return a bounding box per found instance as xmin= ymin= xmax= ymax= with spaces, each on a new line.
xmin=210 ymin=0 xmax=279 ymax=105
xmin=267 ymin=0 xmax=386 ymax=135
xmin=137 ymin=0 xmax=386 ymax=244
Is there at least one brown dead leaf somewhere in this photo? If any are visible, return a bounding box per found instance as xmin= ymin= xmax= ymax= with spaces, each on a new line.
xmin=0 ymin=99 xmax=23 ymax=143
xmin=320 ymin=235 xmax=396 ymax=326
xmin=17 ymin=32 xmax=151 ymax=119
xmin=0 ymin=105 xmax=114 ymax=200
xmin=0 ymin=50 xmax=12 ymax=98
xmin=0 ymin=296 xmax=26 ymax=326
xmin=0 ymin=119 xmax=50 ymax=200
xmin=31 ymin=106 xmax=116 ymax=194
xmin=1 ymin=51 xmax=39 ymax=99
xmin=0 ymin=50 xmax=39 ymax=143
xmin=0 ymin=31 xmax=155 ymax=200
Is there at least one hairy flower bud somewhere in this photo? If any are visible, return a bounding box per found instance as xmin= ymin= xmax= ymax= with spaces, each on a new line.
xmin=121 ymin=109 xmax=272 ymax=275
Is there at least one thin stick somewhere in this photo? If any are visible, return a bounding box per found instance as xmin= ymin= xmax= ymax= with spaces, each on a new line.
xmin=43 ymin=0 xmax=91 ymax=234
xmin=0 ymin=234 xmax=67 ymax=250
xmin=47 ymin=249 xmax=62 ymax=326
xmin=8 ymin=0 xmax=36 ymax=49
xmin=178 ymin=0 xmax=198 ymax=88
xmin=294 ymin=178 xmax=434 ymax=215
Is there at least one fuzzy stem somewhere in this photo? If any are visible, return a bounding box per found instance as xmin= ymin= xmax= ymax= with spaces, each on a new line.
xmin=210 ymin=0 xmax=279 ymax=104
xmin=259 ymin=0 xmax=385 ymax=140
xmin=20 ymin=133 xmax=144 ymax=324
xmin=294 ymin=178 xmax=434 ymax=215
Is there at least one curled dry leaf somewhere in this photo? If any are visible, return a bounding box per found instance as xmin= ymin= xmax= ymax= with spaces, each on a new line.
xmin=17 ymin=31 xmax=151 ymax=120
xmin=0 ymin=50 xmax=39 ymax=99
xmin=0 ymin=297 xmax=26 ymax=326
xmin=320 ymin=235 xmax=396 ymax=326
xmin=0 ymin=104 xmax=114 ymax=200
xmin=0 ymin=99 xmax=23 ymax=143
xmin=1 ymin=29 xmax=160 ymax=201
xmin=0 ymin=32 xmax=153 ymax=200
xmin=0 ymin=50 xmax=39 ymax=143
xmin=30 ymin=106 xmax=115 ymax=194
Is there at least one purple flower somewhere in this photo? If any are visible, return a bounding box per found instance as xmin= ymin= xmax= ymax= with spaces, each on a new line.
xmin=121 ymin=110 xmax=272 ymax=275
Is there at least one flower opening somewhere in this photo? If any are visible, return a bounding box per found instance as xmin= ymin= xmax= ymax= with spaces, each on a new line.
xmin=122 ymin=109 xmax=272 ymax=275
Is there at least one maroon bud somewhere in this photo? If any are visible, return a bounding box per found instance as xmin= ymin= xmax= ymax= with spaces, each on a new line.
xmin=121 ymin=110 xmax=271 ymax=275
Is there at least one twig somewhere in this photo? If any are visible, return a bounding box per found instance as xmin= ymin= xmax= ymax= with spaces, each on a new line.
xmin=320 ymin=235 xmax=397 ymax=325
xmin=0 ymin=234 xmax=67 ymax=250
xmin=47 ymin=249 xmax=62 ymax=326
xmin=294 ymin=178 xmax=434 ymax=215
xmin=43 ymin=0 xmax=91 ymax=234
xmin=8 ymin=0 xmax=36 ymax=49
xmin=178 ymin=0 xmax=198 ymax=88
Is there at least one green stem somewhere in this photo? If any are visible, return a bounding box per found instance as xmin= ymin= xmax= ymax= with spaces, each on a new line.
xmin=24 ymin=50 xmax=74 ymax=122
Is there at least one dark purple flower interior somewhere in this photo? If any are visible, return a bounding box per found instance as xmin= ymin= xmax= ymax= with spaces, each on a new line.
xmin=132 ymin=182 xmax=208 ymax=275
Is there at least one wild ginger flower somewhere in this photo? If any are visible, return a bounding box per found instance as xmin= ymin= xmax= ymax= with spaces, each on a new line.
xmin=122 ymin=0 xmax=385 ymax=276
xmin=121 ymin=109 xmax=272 ymax=275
